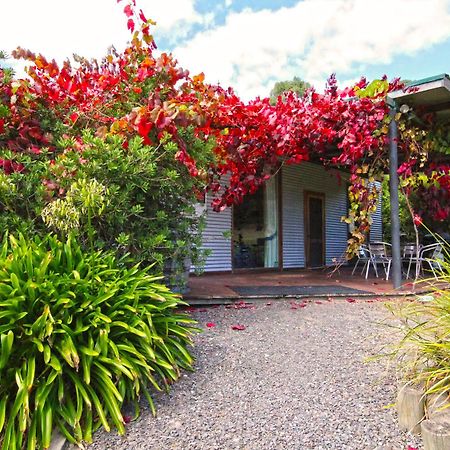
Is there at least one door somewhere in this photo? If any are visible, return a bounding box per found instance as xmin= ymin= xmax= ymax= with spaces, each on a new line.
xmin=304 ymin=192 xmax=325 ymax=267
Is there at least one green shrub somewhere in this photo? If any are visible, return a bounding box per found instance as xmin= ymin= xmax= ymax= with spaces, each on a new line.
xmin=0 ymin=128 xmax=214 ymax=286
xmin=0 ymin=233 xmax=198 ymax=449
xmin=50 ymin=130 xmax=212 ymax=280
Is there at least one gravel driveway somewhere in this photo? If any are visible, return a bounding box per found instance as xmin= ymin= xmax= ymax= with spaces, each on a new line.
xmin=90 ymin=299 xmax=422 ymax=450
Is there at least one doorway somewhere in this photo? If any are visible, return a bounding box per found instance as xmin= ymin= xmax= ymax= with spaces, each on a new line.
xmin=304 ymin=192 xmax=325 ymax=267
xmin=232 ymin=177 xmax=279 ymax=269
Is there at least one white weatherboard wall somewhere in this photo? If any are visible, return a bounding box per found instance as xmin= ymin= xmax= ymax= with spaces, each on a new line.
xmin=282 ymin=162 xmax=349 ymax=268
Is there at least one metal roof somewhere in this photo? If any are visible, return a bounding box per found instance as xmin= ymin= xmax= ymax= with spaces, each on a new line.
xmin=388 ymin=73 xmax=450 ymax=120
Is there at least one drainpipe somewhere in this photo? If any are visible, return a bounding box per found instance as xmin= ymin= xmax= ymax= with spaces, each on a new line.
xmin=388 ymin=104 xmax=402 ymax=289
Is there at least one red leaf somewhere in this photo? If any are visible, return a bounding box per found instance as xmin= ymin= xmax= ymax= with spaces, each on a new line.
xmin=346 ymin=298 xmax=356 ymax=303
xmin=231 ymin=325 xmax=246 ymax=331
xmin=123 ymin=415 xmax=132 ymax=424
xmin=413 ymin=214 xmax=423 ymax=226
xmin=127 ymin=18 xmax=135 ymax=32
xmin=69 ymin=112 xmax=79 ymax=123
xmin=139 ymin=9 xmax=147 ymax=22
xmin=206 ymin=322 xmax=216 ymax=328
xmin=124 ymin=4 xmax=133 ymax=17
xmin=226 ymin=301 xmax=253 ymax=309
xmin=315 ymin=301 xmax=323 ymax=304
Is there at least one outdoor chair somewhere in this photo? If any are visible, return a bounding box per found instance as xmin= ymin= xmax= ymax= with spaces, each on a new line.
xmin=415 ymin=243 xmax=445 ymax=279
xmin=370 ymin=241 xmax=392 ymax=255
xmin=367 ymin=242 xmax=392 ymax=280
xmin=351 ymin=245 xmax=372 ymax=278
xmin=401 ymin=243 xmax=422 ymax=279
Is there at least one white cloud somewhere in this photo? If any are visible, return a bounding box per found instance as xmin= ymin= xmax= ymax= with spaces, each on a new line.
xmin=0 ymin=0 xmax=204 ymax=63
xmin=172 ymin=0 xmax=450 ymax=99
xmin=303 ymin=0 xmax=450 ymax=84
xmin=2 ymin=0 xmax=450 ymax=100
xmin=1 ymin=0 xmax=129 ymax=61
xmin=148 ymin=0 xmax=214 ymax=43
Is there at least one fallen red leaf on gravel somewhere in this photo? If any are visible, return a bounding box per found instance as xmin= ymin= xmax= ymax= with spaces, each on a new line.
xmin=367 ymin=300 xmax=374 ymax=303
xmin=290 ymin=300 xmax=307 ymax=308
xmin=123 ymin=415 xmax=132 ymax=424
xmin=206 ymin=322 xmax=216 ymax=328
xmin=231 ymin=325 xmax=246 ymax=331
xmin=315 ymin=301 xmax=323 ymax=304
xmin=346 ymin=298 xmax=356 ymax=303
xmin=406 ymin=446 xmax=418 ymax=450
xmin=226 ymin=301 xmax=254 ymax=310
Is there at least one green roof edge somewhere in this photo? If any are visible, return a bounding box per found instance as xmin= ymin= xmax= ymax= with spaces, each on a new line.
xmin=406 ymin=73 xmax=450 ymax=87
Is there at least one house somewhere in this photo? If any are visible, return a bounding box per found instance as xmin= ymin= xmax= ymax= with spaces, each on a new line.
xmin=197 ymin=161 xmax=382 ymax=273
xmin=197 ymin=73 xmax=450 ymax=283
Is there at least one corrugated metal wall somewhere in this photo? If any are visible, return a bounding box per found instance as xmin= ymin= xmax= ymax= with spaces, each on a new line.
xmin=281 ymin=165 xmax=305 ymax=268
xmin=370 ymin=182 xmax=383 ymax=242
xmin=198 ymin=191 xmax=232 ymax=272
xmin=282 ymin=162 xmax=349 ymax=267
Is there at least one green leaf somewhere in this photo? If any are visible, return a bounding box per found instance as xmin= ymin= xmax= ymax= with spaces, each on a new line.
xmin=0 ymin=330 xmax=14 ymax=369
xmin=0 ymin=395 xmax=7 ymax=434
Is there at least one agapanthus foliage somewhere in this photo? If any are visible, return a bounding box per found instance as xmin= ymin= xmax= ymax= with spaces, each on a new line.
xmin=1 ymin=0 xmax=449 ymax=260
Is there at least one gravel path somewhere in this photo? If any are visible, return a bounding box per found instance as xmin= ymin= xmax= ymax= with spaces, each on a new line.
xmin=90 ymin=299 xmax=422 ymax=450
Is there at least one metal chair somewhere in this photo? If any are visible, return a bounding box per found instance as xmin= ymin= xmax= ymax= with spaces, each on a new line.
xmin=401 ymin=243 xmax=422 ymax=279
xmin=351 ymin=245 xmax=372 ymax=278
xmin=368 ymin=242 xmax=392 ymax=280
xmin=416 ymin=243 xmax=444 ymax=279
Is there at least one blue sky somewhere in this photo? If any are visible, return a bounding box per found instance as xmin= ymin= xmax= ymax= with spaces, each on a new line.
xmin=2 ymin=0 xmax=450 ymax=100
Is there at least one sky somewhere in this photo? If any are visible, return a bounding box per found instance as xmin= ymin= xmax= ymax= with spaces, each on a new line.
xmin=1 ymin=0 xmax=450 ymax=100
